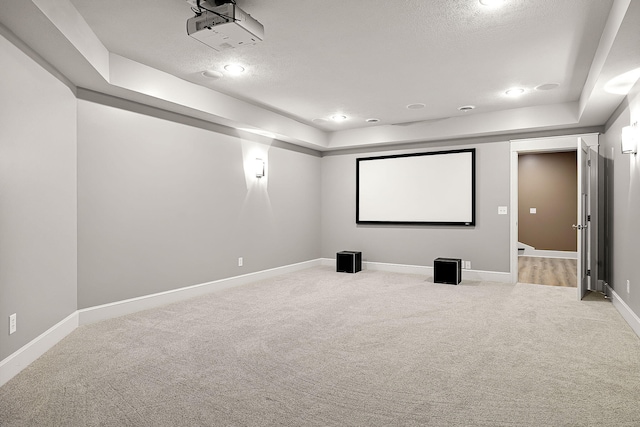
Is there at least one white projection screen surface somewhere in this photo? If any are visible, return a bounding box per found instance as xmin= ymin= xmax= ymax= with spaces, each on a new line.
xmin=356 ymin=149 xmax=475 ymax=225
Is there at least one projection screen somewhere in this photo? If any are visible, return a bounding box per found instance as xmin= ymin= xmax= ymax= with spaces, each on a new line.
xmin=356 ymin=149 xmax=475 ymax=225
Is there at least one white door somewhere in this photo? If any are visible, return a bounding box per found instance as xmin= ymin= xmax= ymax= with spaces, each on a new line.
xmin=575 ymin=138 xmax=599 ymax=299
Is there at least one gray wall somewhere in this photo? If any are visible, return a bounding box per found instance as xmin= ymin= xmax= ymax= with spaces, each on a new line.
xmin=0 ymin=35 xmax=78 ymax=360
xmin=321 ymin=141 xmax=511 ymax=272
xmin=77 ymin=99 xmax=321 ymax=308
xmin=601 ymin=81 xmax=640 ymax=319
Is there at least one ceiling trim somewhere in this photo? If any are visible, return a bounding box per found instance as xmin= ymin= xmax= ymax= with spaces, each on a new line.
xmin=4 ymin=0 xmax=635 ymax=151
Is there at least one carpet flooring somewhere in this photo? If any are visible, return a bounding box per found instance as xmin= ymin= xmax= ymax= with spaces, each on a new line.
xmin=1 ymin=266 xmax=639 ymax=426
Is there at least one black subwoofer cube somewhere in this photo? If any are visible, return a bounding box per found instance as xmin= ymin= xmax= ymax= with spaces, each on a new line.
xmin=337 ymin=251 xmax=362 ymax=273
xmin=434 ymin=258 xmax=462 ymax=285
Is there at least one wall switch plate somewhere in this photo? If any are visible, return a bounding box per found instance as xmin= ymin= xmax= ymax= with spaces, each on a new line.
xmin=238 ymin=257 xmax=243 ymax=267
xmin=498 ymin=206 xmax=508 ymax=215
xmin=9 ymin=313 xmax=16 ymax=335
xmin=465 ymin=261 xmax=471 ymax=269
xmin=627 ymin=280 xmax=631 ymax=294
xmin=530 ymin=208 xmax=537 ymax=214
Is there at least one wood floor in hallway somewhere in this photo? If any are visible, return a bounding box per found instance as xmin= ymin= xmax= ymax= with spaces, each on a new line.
xmin=518 ymin=256 xmax=577 ymax=287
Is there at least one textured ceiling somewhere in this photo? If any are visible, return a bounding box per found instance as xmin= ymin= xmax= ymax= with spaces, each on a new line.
xmin=2 ymin=0 xmax=638 ymax=150
xmin=68 ymin=0 xmax=614 ymax=131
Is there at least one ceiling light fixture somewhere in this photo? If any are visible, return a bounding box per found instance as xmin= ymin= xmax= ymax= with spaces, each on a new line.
xmin=535 ymin=83 xmax=559 ymax=91
xmin=479 ymin=0 xmax=505 ymax=7
xmin=223 ymin=64 xmax=245 ymax=74
xmin=331 ymin=115 xmax=347 ymax=122
xmin=406 ymin=103 xmax=426 ymax=110
xmin=201 ymin=70 xmax=223 ymax=79
xmin=505 ymin=88 xmax=525 ymax=96
xmin=366 ymin=118 xmax=380 ymax=123
xmin=458 ymin=105 xmax=476 ymax=112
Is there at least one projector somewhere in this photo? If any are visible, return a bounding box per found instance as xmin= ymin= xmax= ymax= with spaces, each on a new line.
xmin=186 ymin=1 xmax=264 ymax=51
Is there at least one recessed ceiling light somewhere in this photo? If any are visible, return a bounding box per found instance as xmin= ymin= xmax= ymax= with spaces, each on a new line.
xmin=535 ymin=83 xmax=559 ymax=91
xmin=201 ymin=70 xmax=223 ymax=79
xmin=406 ymin=103 xmax=426 ymax=110
xmin=366 ymin=118 xmax=380 ymax=123
xmin=331 ymin=114 xmax=348 ymax=122
xmin=223 ymin=64 xmax=245 ymax=74
xmin=479 ymin=0 xmax=504 ymax=7
xmin=458 ymin=105 xmax=476 ymax=112
xmin=505 ymin=88 xmax=525 ymax=96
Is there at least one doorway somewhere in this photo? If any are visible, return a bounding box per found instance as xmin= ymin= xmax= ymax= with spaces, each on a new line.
xmin=517 ymin=151 xmax=578 ymax=287
xmin=510 ymin=134 xmax=599 ymax=299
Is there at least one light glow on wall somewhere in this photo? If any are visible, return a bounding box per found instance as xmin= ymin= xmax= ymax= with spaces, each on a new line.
xmin=605 ymin=68 xmax=640 ymax=95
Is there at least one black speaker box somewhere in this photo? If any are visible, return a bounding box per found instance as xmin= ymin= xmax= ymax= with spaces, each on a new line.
xmin=336 ymin=251 xmax=362 ymax=273
xmin=434 ymin=258 xmax=462 ymax=285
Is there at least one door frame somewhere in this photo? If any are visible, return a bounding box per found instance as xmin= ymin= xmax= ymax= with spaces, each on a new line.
xmin=510 ymin=133 xmax=599 ymax=299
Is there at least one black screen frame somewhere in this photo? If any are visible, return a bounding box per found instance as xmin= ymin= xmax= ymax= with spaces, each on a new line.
xmin=355 ymin=148 xmax=476 ymax=226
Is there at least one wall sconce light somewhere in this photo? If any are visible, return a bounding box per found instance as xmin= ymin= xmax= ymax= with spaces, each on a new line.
xmin=621 ymin=122 xmax=638 ymax=154
xmin=255 ymin=158 xmax=265 ymax=178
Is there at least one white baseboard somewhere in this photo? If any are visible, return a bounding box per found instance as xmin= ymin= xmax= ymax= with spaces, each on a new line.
xmin=0 ymin=257 xmax=512 ymax=389
xmin=321 ymin=258 xmax=512 ymax=283
xmin=1 ymin=259 xmax=322 ymax=388
xmin=0 ymin=311 xmax=78 ymax=388
xmin=461 ymin=269 xmax=512 ymax=283
xmin=517 ymin=242 xmax=577 ymax=259
xmin=519 ymin=250 xmax=578 ymax=259
xmin=607 ymin=284 xmax=640 ymax=339
xmin=78 ymin=258 xmax=323 ymax=326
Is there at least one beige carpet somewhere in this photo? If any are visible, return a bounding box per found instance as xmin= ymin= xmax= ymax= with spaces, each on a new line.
xmin=1 ymin=266 xmax=640 ymax=426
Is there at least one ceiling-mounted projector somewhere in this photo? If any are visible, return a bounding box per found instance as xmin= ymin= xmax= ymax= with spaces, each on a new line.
xmin=186 ymin=1 xmax=264 ymax=51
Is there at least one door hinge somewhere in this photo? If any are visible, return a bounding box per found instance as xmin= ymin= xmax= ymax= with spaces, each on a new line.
xmin=587 ymin=269 xmax=591 ymax=276
xmin=588 ymin=159 xmax=591 ymax=166
xmin=587 ymin=215 xmax=591 ymax=221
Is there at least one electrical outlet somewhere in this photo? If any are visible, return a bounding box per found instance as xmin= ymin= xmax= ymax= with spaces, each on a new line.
xmin=238 ymin=257 xmax=243 ymax=267
xmin=9 ymin=313 xmax=16 ymax=335
xmin=627 ymin=280 xmax=631 ymax=294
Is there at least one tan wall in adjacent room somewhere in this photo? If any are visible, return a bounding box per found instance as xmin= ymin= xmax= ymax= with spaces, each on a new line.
xmin=518 ymin=151 xmax=577 ymax=251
